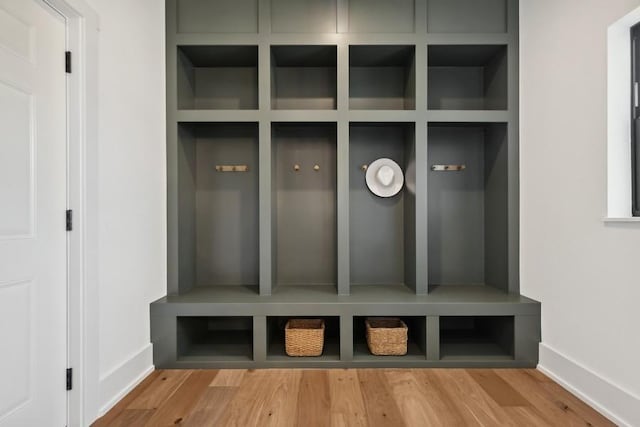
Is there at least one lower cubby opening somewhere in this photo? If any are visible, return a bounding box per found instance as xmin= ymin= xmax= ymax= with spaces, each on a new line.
xmin=267 ymin=316 xmax=340 ymax=360
xmin=428 ymin=122 xmax=508 ymax=291
xmin=353 ymin=316 xmax=426 ymax=360
xmin=177 ymin=316 xmax=254 ymax=361
xmin=440 ymin=316 xmax=514 ymax=361
xmin=349 ymin=123 xmax=416 ymax=290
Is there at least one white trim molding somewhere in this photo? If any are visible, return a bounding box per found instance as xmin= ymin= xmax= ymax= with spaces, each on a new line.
xmin=607 ymin=6 xmax=640 ymax=221
xmin=97 ymin=344 xmax=155 ymax=418
xmin=41 ymin=0 xmax=100 ymax=425
xmin=538 ymin=343 xmax=640 ymax=427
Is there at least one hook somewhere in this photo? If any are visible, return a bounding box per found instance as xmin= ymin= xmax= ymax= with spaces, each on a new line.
xmin=293 ymin=164 xmax=300 ymax=172
xmin=361 ymin=164 xmax=368 ymax=171
xmin=313 ymin=164 xmax=320 ymax=171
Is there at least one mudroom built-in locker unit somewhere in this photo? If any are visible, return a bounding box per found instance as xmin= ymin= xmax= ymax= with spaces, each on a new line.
xmin=151 ymin=0 xmax=541 ymax=368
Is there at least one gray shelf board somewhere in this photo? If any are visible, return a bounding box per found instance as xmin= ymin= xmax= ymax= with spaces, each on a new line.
xmin=267 ymin=340 xmax=341 ymax=362
xmin=269 ymin=34 xmax=354 ymax=45
xmin=343 ymin=34 xmax=420 ymax=45
xmin=176 ymin=110 xmax=260 ymax=122
xmin=171 ymin=34 xmax=507 ymax=48
xmin=177 ymin=352 xmax=253 ymax=363
xmin=269 ymin=110 xmax=338 ymax=122
xmin=348 ymin=110 xmax=418 ymax=122
xmin=352 ymin=341 xmax=426 ymax=362
xmin=426 ymin=110 xmax=509 ymax=123
xmin=152 ymin=284 xmax=540 ymax=316
xmin=157 ymin=284 xmax=539 ymax=304
xmin=427 ymin=34 xmax=510 ymax=46
xmin=174 ymin=34 xmax=261 ymax=46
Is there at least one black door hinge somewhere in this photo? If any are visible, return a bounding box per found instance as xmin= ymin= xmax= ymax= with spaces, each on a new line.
xmin=65 ymin=51 xmax=72 ymax=73
xmin=66 ymin=210 xmax=73 ymax=231
xmin=66 ymin=368 xmax=73 ymax=391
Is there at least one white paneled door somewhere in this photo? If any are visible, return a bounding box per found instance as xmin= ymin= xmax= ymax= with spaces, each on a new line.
xmin=0 ymin=0 xmax=67 ymax=426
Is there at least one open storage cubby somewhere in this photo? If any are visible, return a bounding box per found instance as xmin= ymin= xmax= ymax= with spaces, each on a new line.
xmin=272 ymin=123 xmax=337 ymax=289
xmin=177 ymin=316 xmax=254 ymax=361
xmin=428 ymin=45 xmax=508 ymax=111
xmin=177 ymin=122 xmax=259 ymax=293
xmin=350 ymin=45 xmax=416 ymax=110
xmin=427 ymin=0 xmax=507 ymax=34
xmin=440 ymin=316 xmax=514 ymax=361
xmin=156 ymin=0 xmax=541 ymax=370
xmin=177 ymin=45 xmax=258 ymax=110
xmin=349 ymin=123 xmax=416 ymax=289
xmin=353 ymin=316 xmax=426 ymax=360
xmin=428 ymin=123 xmax=508 ymax=291
xmin=267 ymin=316 xmax=340 ymax=360
xmin=271 ymin=46 xmax=337 ymax=110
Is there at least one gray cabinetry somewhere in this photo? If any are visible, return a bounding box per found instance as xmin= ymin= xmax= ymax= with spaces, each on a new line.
xmin=153 ymin=0 xmax=540 ymax=369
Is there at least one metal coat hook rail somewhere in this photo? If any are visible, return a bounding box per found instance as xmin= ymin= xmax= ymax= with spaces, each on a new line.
xmin=215 ymin=165 xmax=249 ymax=172
xmin=431 ymin=164 xmax=466 ymax=172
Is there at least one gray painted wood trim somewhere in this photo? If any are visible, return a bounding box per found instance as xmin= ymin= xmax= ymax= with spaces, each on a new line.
xmin=259 ymin=121 xmax=272 ymax=295
xmin=166 ymin=0 xmax=180 ymax=295
xmin=426 ymin=110 xmax=509 ymax=122
xmin=337 ymin=40 xmax=350 ymax=295
xmin=426 ymin=316 xmax=440 ymax=360
xmin=340 ymin=315 xmax=353 ymax=361
xmin=507 ymin=0 xmax=520 ymax=293
xmin=253 ymin=315 xmax=267 ymax=362
xmin=158 ymin=0 xmax=537 ymax=369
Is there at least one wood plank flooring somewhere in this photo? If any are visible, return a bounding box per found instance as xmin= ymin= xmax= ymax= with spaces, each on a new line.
xmin=94 ymin=369 xmax=615 ymax=427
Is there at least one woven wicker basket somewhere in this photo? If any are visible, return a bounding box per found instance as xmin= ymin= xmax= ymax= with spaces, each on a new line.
xmin=285 ymin=319 xmax=325 ymax=357
xmin=366 ymin=317 xmax=408 ymax=356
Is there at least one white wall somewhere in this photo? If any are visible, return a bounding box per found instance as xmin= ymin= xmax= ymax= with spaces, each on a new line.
xmin=520 ymin=0 xmax=640 ymax=424
xmin=82 ymin=0 xmax=166 ymax=416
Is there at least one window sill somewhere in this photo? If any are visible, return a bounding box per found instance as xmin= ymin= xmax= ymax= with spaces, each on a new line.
xmin=603 ymin=216 xmax=640 ymax=223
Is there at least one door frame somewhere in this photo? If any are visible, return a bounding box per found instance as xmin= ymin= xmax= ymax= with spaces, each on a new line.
xmin=40 ymin=0 xmax=99 ymax=425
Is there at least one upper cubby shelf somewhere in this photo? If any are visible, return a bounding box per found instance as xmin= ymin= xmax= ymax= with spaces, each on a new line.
xmin=271 ymin=45 xmax=337 ymax=110
xmin=426 ymin=0 xmax=507 ymax=34
xmin=176 ymin=0 xmax=258 ymax=34
xmin=177 ymin=45 xmax=258 ymax=110
xmin=428 ymin=45 xmax=508 ymax=111
xmin=271 ymin=0 xmax=337 ymax=34
xmin=350 ymin=45 xmax=416 ymax=110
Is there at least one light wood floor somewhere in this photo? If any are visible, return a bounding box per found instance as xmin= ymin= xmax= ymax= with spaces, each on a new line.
xmin=94 ymin=369 xmax=614 ymax=426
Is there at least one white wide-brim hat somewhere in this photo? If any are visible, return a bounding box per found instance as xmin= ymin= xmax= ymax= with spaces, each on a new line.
xmin=365 ymin=158 xmax=404 ymax=198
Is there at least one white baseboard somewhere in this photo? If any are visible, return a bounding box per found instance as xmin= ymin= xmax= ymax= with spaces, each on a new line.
xmin=538 ymin=343 xmax=640 ymax=427
xmin=96 ymin=343 xmax=155 ymax=419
